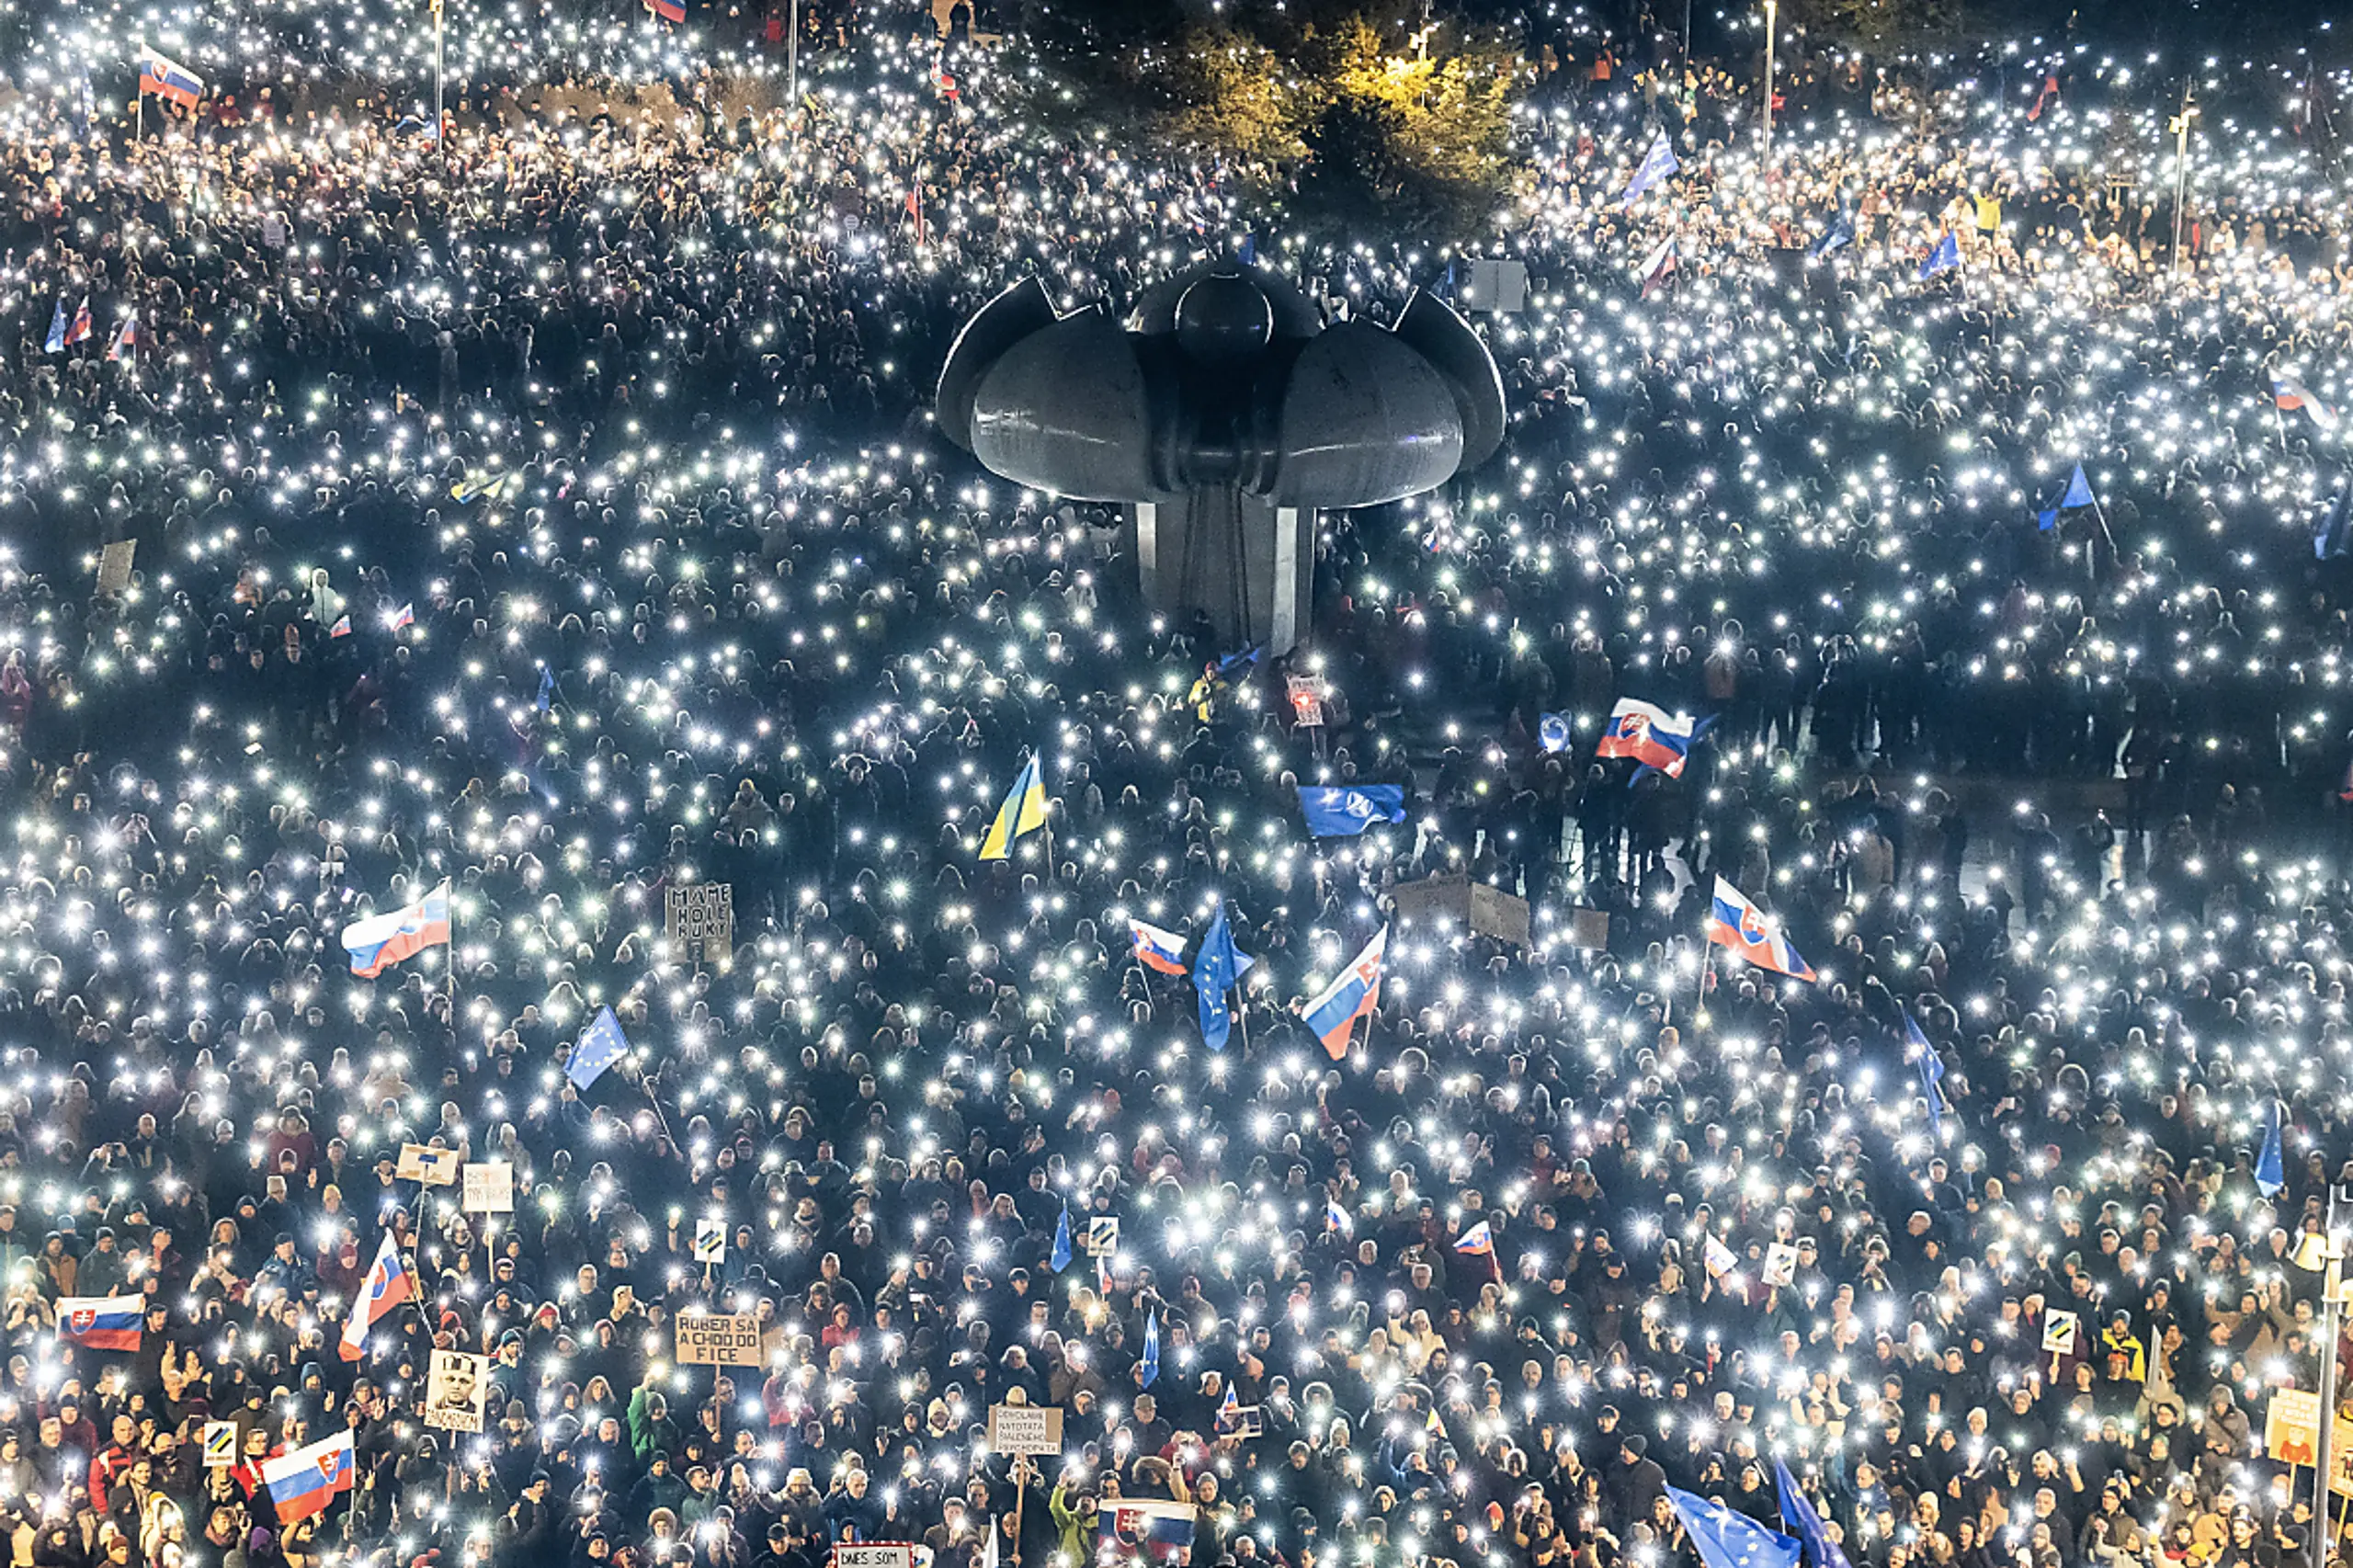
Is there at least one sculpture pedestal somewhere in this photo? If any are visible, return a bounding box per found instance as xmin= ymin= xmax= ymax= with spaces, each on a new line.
xmin=1130 ymin=493 xmax=1314 ymax=657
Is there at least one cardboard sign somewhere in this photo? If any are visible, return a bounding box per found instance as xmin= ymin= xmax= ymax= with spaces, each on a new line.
xmin=200 ymin=1422 xmax=236 ymax=1469
xmin=2040 ymin=1310 xmax=2079 ymax=1357
xmin=1286 ymin=674 xmax=1325 ymax=727
xmin=425 ymin=1348 xmax=490 ymax=1434
xmin=1216 ymin=1403 xmax=1264 ymax=1438
xmin=665 ymin=882 xmax=735 ymax=967
xmin=832 ymin=1549 xmax=916 ymax=1568
xmin=987 ymin=1403 xmax=1063 ymax=1455
xmin=1085 ymin=1216 xmax=1120 ymax=1257
xmin=396 ymin=1143 xmax=460 ymax=1186
xmin=461 ymin=1162 xmax=514 ymax=1213
xmin=2331 ymin=1417 xmax=2353 ymax=1497
xmin=1761 ymin=1242 xmax=1799 ymax=1289
xmin=675 ymin=1312 xmax=764 ymax=1366
xmin=2267 ymin=1386 xmax=2323 ymax=1465
xmin=96 ymin=541 xmax=136 ymax=596
xmin=694 ymin=1220 xmax=727 ymax=1264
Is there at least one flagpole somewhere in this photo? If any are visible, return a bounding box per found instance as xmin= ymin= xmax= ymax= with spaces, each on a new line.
xmin=433 ymin=0 xmax=447 ymax=160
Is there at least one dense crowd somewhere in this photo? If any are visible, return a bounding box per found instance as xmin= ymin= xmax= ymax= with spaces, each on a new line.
xmin=1 ymin=16 xmax=2352 ymax=1568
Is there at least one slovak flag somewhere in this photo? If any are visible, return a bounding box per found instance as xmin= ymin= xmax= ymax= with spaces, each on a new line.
xmin=1704 ymin=876 xmax=1817 ymax=982
xmin=1302 ymin=926 xmax=1387 ymax=1061
xmin=1453 ymin=1221 xmax=1495 ymax=1256
xmin=645 ymin=0 xmax=687 ymax=20
xmin=1594 ymin=699 xmax=1709 ymax=778
xmin=262 ymin=1432 xmax=356 ymax=1524
xmin=338 ymin=1231 xmax=414 ymax=1360
xmin=137 ymin=49 xmax=205 ymax=110
xmin=328 ymin=615 xmax=352 ymax=638
xmin=388 ymin=602 xmax=415 ymax=631
xmin=57 ymin=1294 xmax=144 ymax=1352
xmin=1129 ymin=918 xmax=1188 ymax=976
xmin=340 ymin=879 xmax=450 ymax=978
xmin=106 ymin=315 xmax=136 ymax=362
xmin=65 ymin=298 xmax=93 ymax=346
xmin=1639 ymin=237 xmax=1678 ymax=299
xmin=2275 ymin=374 xmax=2338 ymax=432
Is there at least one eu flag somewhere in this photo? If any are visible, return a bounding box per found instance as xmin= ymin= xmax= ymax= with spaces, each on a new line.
xmin=536 ymin=665 xmax=556 ymax=712
xmin=1539 ymin=713 xmax=1572 ymax=755
xmin=1050 ymin=1208 xmax=1073 ymax=1272
xmin=1620 ymin=131 xmax=1679 ymax=208
xmin=569 ymin=1006 xmax=631 ymax=1089
xmin=1298 ymin=785 xmax=1406 ymax=837
xmin=2257 ymin=1099 xmax=2285 ymax=1197
xmin=1916 ymin=232 xmax=1960 ymax=281
xmin=1905 ymin=1009 xmax=1945 ymax=1138
xmin=1668 ymin=1488 xmax=1802 ymax=1568
xmin=2315 ymin=486 xmax=2353 ymax=562
xmin=1192 ymin=904 xmax=1251 ymax=1051
xmin=1772 ymin=1461 xmax=1852 ymax=1568
xmin=1138 ymin=1310 xmax=1160 ymax=1389
xmin=44 ymin=301 xmax=65 ymax=355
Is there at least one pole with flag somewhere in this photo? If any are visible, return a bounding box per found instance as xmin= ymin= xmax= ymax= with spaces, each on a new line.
xmin=1772 ymin=1461 xmax=1854 ymax=1568
xmin=1670 ymin=1487 xmax=1802 ymax=1568
xmin=2257 ymin=1098 xmax=2286 ymax=1198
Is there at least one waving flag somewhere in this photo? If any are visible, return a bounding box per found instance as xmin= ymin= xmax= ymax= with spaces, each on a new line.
xmin=340 ymin=880 xmax=450 ymax=978
xmin=1100 ymin=1500 xmax=1195 ymax=1562
xmin=1302 ymin=926 xmax=1387 ymax=1060
xmin=2257 ymin=1099 xmax=2285 ymax=1197
xmin=1773 ymin=1460 xmax=1853 ymax=1568
xmin=1905 ymin=1008 xmax=1946 ymax=1137
xmin=1639 ymin=237 xmax=1679 ymax=299
xmin=978 ymin=754 xmax=1050 ymax=860
xmin=1620 ymin=131 xmax=1679 ymax=208
xmin=328 ymin=615 xmax=353 ymax=638
xmin=65 ymin=298 xmax=93 ymax=346
xmin=1916 ymin=232 xmax=1960 ymax=281
xmin=1326 ymin=1197 xmax=1352 ymax=1236
xmin=568 ymin=1006 xmax=630 ymax=1089
xmin=2315 ymin=486 xmax=2353 ymax=562
xmin=2037 ymin=462 xmax=2096 ymax=530
xmin=1454 ymin=1220 xmax=1495 ymax=1256
xmin=338 ymin=1231 xmax=414 ymax=1360
xmin=645 ymin=0 xmax=687 ymax=21
xmin=1705 ymin=877 xmax=1817 ymax=982
xmin=57 ymin=1295 xmax=144 ymax=1352
xmin=1538 ymin=712 xmax=1572 ymax=754
xmin=1809 ymin=210 xmax=1856 ymax=259
xmin=1138 ymin=1309 xmax=1160 ymax=1389
xmin=44 ymin=301 xmax=66 ymax=355
xmin=388 ymin=602 xmax=415 ymax=631
xmin=1050 ymin=1207 xmax=1073 ymax=1272
xmin=1297 ymin=785 xmax=1406 ymax=837
xmin=137 ymin=48 xmax=205 ymax=109
xmin=262 ymin=1432 xmax=356 ymax=1524
xmin=1595 ymin=699 xmax=1709 ymax=778
xmin=1670 ymin=1488 xmax=1802 ymax=1568
xmin=2276 ymin=374 xmax=2338 ymax=432
xmin=1128 ymin=918 xmax=1188 ymax=976
xmin=1191 ymin=903 xmax=1253 ymax=1051
xmin=105 ymin=315 xmax=136 ymax=363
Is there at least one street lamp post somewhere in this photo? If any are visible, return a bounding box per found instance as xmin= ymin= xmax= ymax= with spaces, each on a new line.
xmin=1761 ymin=0 xmax=1778 ymax=164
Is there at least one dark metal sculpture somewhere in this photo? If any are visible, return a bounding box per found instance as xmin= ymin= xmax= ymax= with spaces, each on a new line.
xmin=935 ymin=256 xmax=1505 ymax=655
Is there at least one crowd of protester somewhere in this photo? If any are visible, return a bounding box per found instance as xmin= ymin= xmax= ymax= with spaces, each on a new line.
xmin=0 ymin=15 xmax=2350 ymax=1568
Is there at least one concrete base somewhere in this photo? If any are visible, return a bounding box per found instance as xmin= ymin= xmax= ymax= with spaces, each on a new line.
xmin=1130 ymin=493 xmax=1313 ymax=657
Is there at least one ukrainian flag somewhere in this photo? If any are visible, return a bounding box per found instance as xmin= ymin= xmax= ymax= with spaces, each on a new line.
xmin=977 ymin=755 xmax=1050 ymax=861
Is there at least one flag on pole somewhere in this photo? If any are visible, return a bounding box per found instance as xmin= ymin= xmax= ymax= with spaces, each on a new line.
xmin=1904 ymin=1008 xmax=1946 ymax=1138
xmin=339 ymin=880 xmax=450 ymax=978
xmin=1620 ymin=131 xmax=1679 ymax=208
xmin=2256 ymin=1099 xmax=2285 ymax=1197
xmin=1639 ymin=237 xmax=1679 ymax=299
xmin=1453 ymin=1221 xmax=1495 ymax=1256
xmin=106 ymin=314 xmax=136 ymax=362
xmin=568 ymin=1006 xmax=631 ymax=1089
xmin=1668 ymin=1488 xmax=1802 ymax=1568
xmin=2037 ymin=462 xmax=2096 ymax=531
xmin=2275 ymin=374 xmax=2338 ymax=432
xmin=137 ymin=48 xmax=205 ymax=110
xmin=1595 ymin=699 xmax=1711 ymax=778
xmin=1138 ymin=1310 xmax=1160 ymax=1388
xmin=1808 ymin=209 xmax=1855 ymax=259
xmin=1128 ymin=918 xmax=1188 ymax=976
xmin=1191 ymin=903 xmax=1252 ymax=1051
xmin=978 ymin=754 xmax=1050 ymax=860
xmin=44 ymin=301 xmax=66 ymax=355
xmin=65 ymin=298 xmax=93 ymax=346
xmin=1772 ymin=1462 xmax=1854 ymax=1568
xmin=1704 ymin=877 xmax=1817 ymax=982
xmin=261 ymin=1433 xmax=356 ymax=1524
xmin=645 ymin=0 xmax=687 ymax=21
xmin=1302 ymin=926 xmax=1387 ymax=1061
xmin=1050 ymin=1208 xmax=1073 ymax=1272
xmin=338 ymin=1231 xmax=414 ymax=1360
xmin=1915 ymin=232 xmax=1960 ymax=281
xmin=1297 ymin=785 xmax=1406 ymax=837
